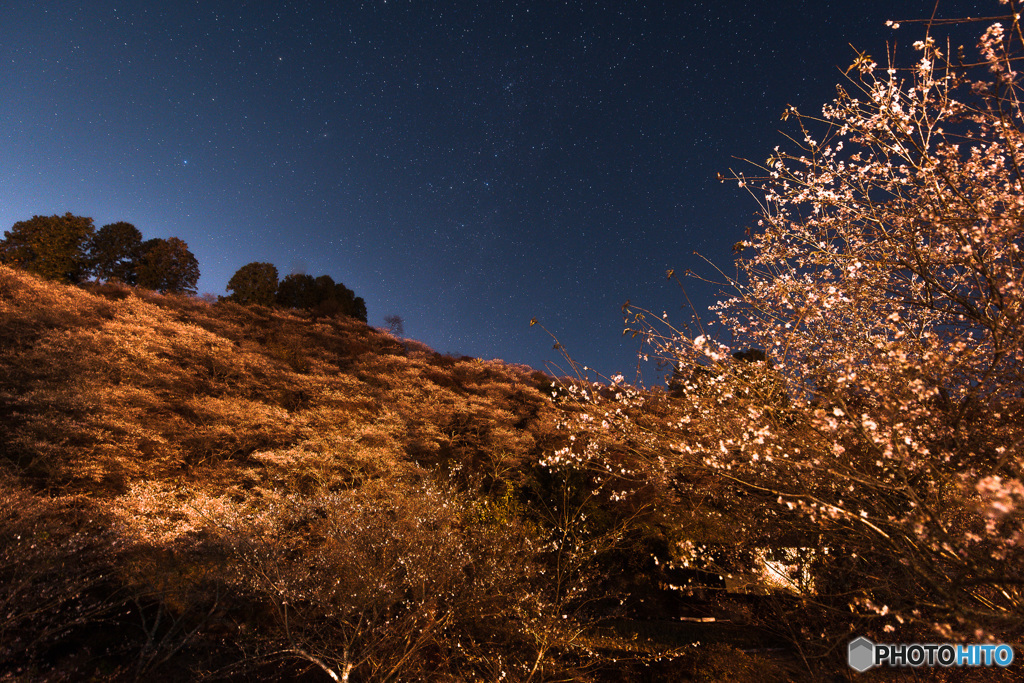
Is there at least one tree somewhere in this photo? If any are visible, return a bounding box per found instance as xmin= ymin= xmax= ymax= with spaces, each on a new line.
xmin=276 ymin=273 xmax=318 ymax=309
xmin=570 ymin=2 xmax=1024 ymax=651
xmin=383 ymin=315 xmax=405 ymax=336
xmin=0 ymin=213 xmax=94 ymax=283
xmin=350 ymin=295 xmax=368 ymax=324
xmin=89 ymin=222 xmax=143 ymax=284
xmin=136 ymin=237 xmax=200 ymax=294
xmin=327 ymin=280 xmax=367 ymax=323
xmin=312 ymin=274 xmax=336 ymax=304
xmin=276 ymin=272 xmax=367 ymax=322
xmin=225 ymin=262 xmax=279 ymax=306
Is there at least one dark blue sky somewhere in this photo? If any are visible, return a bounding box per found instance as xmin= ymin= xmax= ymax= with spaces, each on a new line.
xmin=0 ymin=0 xmax=990 ymax=381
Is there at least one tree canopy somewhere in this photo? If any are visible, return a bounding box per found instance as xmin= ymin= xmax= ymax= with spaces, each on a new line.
xmin=0 ymin=213 xmax=95 ymax=284
xmin=226 ymin=262 xmax=279 ymax=306
xmin=276 ymin=272 xmax=367 ymax=322
xmin=89 ymin=222 xmax=143 ymax=284
xmin=593 ymin=12 xmax=1024 ymax=647
xmin=275 ymin=273 xmax=319 ymax=310
xmin=136 ymin=237 xmax=200 ymax=294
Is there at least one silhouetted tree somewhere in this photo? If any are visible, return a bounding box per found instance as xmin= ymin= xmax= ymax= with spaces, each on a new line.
xmin=136 ymin=237 xmax=200 ymax=294
xmin=312 ymin=275 xmax=338 ymax=308
xmin=0 ymin=213 xmax=94 ymax=283
xmin=276 ymin=273 xmax=318 ymax=309
xmin=324 ymin=277 xmax=368 ymax=322
xmin=89 ymin=222 xmax=143 ymax=284
xmin=351 ymin=296 xmax=367 ymax=323
xmin=276 ymin=272 xmax=367 ymax=322
xmin=225 ymin=262 xmax=279 ymax=306
xmin=384 ymin=315 xmax=404 ymax=336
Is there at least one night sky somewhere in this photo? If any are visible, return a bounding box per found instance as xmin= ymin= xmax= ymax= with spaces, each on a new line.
xmin=0 ymin=1 xmax=991 ymax=381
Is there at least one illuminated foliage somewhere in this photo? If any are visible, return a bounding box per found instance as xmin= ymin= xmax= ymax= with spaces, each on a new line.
xmin=603 ymin=1 xmax=1024 ymax=651
xmin=136 ymin=236 xmax=200 ymax=294
xmin=225 ymin=261 xmax=279 ymax=306
xmin=89 ymin=221 xmax=144 ymax=284
xmin=0 ymin=264 xmax=664 ymax=679
xmin=0 ymin=213 xmax=94 ymax=284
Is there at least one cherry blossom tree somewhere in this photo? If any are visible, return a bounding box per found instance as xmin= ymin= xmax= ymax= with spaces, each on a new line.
xmin=586 ymin=0 xmax=1024 ymax=648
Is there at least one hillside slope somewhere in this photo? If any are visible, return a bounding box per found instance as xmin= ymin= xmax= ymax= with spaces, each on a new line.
xmin=2 ymin=265 xmax=799 ymax=681
xmin=0 ymin=264 xmax=554 ymax=492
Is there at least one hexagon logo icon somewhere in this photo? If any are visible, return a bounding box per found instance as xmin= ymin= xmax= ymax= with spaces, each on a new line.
xmin=848 ymin=637 xmax=875 ymax=672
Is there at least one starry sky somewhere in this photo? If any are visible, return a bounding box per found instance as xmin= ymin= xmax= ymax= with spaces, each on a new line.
xmin=0 ymin=1 xmax=992 ymax=381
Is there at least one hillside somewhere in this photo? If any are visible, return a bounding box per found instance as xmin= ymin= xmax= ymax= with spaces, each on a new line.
xmin=6 ymin=265 xmax=1017 ymax=681
xmin=0 ymin=262 xmax=553 ymax=493
xmin=0 ymin=265 xmax=806 ymax=682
